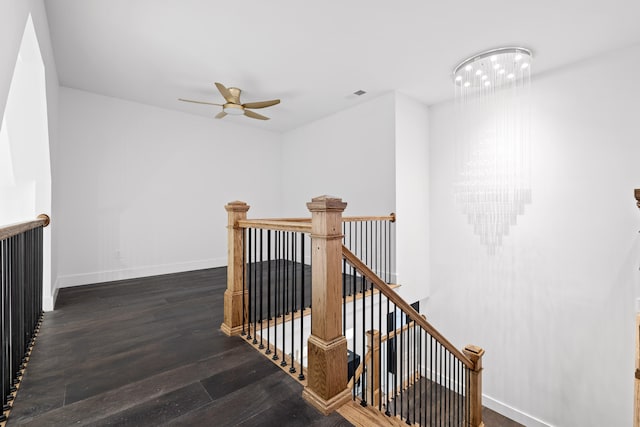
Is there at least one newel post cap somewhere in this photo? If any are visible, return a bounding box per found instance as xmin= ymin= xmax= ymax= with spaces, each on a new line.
xmin=306 ymin=195 xmax=347 ymax=213
xmin=463 ymin=345 xmax=485 ymax=369
xmin=225 ymin=201 xmax=250 ymax=213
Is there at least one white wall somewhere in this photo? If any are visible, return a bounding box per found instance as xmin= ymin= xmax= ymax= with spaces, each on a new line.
xmin=395 ymin=92 xmax=429 ymax=303
xmin=280 ymin=93 xmax=396 ymax=217
xmin=56 ymin=87 xmax=282 ymax=288
xmin=0 ymin=0 xmax=59 ymax=310
xmin=428 ymin=45 xmax=640 ymax=426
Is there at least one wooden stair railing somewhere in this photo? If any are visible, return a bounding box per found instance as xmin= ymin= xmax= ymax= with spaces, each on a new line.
xmin=342 ymin=245 xmax=485 ymax=426
xmin=221 ymin=196 xmax=483 ymax=426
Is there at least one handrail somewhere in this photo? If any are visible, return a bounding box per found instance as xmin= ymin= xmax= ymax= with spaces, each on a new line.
xmin=342 ymin=244 xmax=474 ymax=369
xmin=343 ymin=213 xmax=395 ymax=223
xmin=238 ymin=214 xmax=396 ymax=231
xmin=237 ymin=219 xmax=312 ymax=232
xmin=0 ymin=214 xmax=50 ymax=241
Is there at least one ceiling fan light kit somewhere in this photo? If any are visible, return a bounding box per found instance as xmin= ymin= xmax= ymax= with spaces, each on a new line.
xmin=179 ymin=82 xmax=280 ymax=121
xmin=223 ymin=103 xmax=244 ymax=115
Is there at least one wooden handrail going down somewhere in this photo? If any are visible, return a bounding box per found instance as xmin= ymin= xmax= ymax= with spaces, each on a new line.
xmin=342 ymin=244 xmax=474 ymax=368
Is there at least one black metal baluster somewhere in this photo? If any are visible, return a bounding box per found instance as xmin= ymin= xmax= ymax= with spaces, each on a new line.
xmin=252 ymin=229 xmax=258 ymax=344
xmin=385 ymin=296 xmax=391 ymax=417
xmin=374 ymin=221 xmax=378 ymax=277
xmin=280 ymin=231 xmax=289 ymax=366
xmin=399 ymin=309 xmax=404 ymax=421
xmin=241 ymin=229 xmax=246 ymax=336
xmin=458 ymin=359 xmax=462 ymax=425
xmin=293 ymin=233 xmax=297 ymax=312
xmin=365 ymin=221 xmax=369 ymax=271
xmin=393 ymin=303 xmax=398 ymax=418
xmin=444 ymin=349 xmax=448 ymax=426
xmin=342 ymin=258 xmax=346 ymax=337
xmin=439 ymin=339 xmax=442 ymax=427
xmin=266 ymin=231 xmax=272 ymax=355
xmin=370 ymin=277 xmax=374 ymax=407
xmin=378 ymin=284 xmax=382 ymax=411
xmin=360 ymin=267 xmax=366 ymax=407
xmin=359 ymin=221 xmax=363 ymax=265
xmin=411 ymin=320 xmax=420 ymax=423
xmin=289 ymin=232 xmax=296 ymax=374
xmin=258 ymin=230 xmax=264 ymax=349
xmin=11 ymin=235 xmax=18 ymax=393
xmin=349 ymin=222 xmax=353 ymax=267
xmin=285 ymin=232 xmax=289 ymax=315
xmin=383 ymin=220 xmax=387 ymax=283
xmin=352 ymin=265 xmax=356 ymax=401
xmin=246 ymin=229 xmax=252 ymax=341
xmin=273 ymin=232 xmax=279 ymax=361
xmin=466 ymin=364 xmax=470 ymax=425
xmin=420 ymin=328 xmax=424 ymax=427
xmin=1 ymin=238 xmax=7 ymax=414
xmin=430 ymin=335 xmax=434 ymax=427
xmin=298 ymin=233 xmax=305 ymax=381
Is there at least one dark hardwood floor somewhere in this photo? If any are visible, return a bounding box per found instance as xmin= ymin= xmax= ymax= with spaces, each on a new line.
xmin=7 ymin=266 xmax=521 ymax=427
xmin=7 ymin=268 xmax=351 ymax=427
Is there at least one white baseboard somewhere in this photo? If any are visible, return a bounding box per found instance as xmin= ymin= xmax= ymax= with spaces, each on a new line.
xmin=55 ymin=258 xmax=227 ymax=289
xmin=483 ymin=394 xmax=553 ymax=427
xmin=42 ymin=287 xmax=58 ymax=312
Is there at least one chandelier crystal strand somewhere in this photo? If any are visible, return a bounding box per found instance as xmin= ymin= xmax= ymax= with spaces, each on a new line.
xmin=453 ymin=48 xmax=532 ymax=254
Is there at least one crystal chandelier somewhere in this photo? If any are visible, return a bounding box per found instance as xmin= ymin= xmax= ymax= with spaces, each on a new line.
xmin=453 ymin=47 xmax=533 ymax=254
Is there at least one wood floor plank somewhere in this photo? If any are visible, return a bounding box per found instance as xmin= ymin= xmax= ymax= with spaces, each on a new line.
xmin=90 ymin=383 xmax=212 ymax=427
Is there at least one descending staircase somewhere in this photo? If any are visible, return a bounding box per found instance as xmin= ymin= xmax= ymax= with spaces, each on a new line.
xmin=221 ymin=196 xmax=485 ymax=426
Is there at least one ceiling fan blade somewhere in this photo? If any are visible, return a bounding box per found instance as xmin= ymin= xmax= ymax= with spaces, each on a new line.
xmin=244 ymin=110 xmax=269 ymax=120
xmin=215 ymin=111 xmax=227 ymax=119
xmin=215 ymin=82 xmax=235 ymax=103
xmin=242 ymin=99 xmax=281 ymax=109
xmin=178 ymin=98 xmax=223 ymax=106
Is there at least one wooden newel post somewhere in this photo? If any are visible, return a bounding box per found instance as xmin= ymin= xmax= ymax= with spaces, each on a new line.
xmin=302 ymin=195 xmax=351 ymax=414
xmin=366 ymin=330 xmax=381 ymax=406
xmin=463 ymin=345 xmax=485 ymax=427
xmin=221 ymin=201 xmax=250 ymax=337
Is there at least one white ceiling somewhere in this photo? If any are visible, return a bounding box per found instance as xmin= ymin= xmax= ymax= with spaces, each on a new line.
xmin=44 ymin=0 xmax=640 ymax=132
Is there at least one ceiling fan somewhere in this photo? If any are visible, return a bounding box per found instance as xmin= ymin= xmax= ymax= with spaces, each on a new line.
xmin=178 ymin=82 xmax=280 ymax=120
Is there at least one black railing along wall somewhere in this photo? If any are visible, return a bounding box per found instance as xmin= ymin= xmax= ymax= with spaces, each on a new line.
xmin=0 ymin=214 xmax=48 ymax=423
